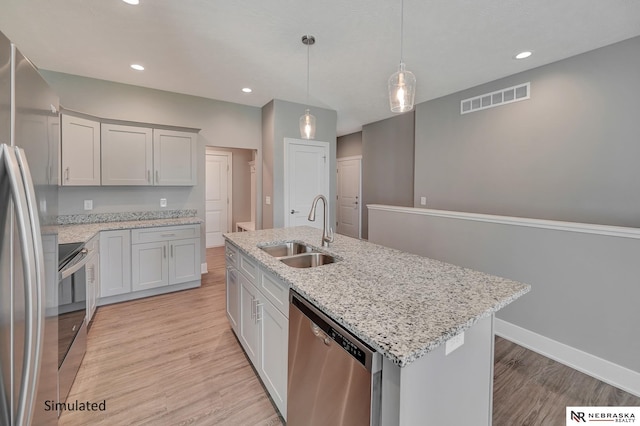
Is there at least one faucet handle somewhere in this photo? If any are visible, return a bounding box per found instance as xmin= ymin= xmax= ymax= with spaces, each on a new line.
xmin=327 ymin=227 xmax=335 ymax=243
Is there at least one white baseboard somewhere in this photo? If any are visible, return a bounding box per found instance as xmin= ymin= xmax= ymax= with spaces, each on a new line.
xmin=495 ymin=319 xmax=640 ymax=398
xmin=201 ymin=263 xmax=208 ymax=274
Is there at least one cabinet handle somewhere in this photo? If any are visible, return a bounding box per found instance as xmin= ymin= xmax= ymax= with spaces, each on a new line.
xmin=155 ymin=170 xmax=159 ymax=183
xmin=65 ymin=167 xmax=69 ymax=181
xmin=147 ymin=170 xmax=151 ymax=183
xmin=251 ymin=296 xmax=256 ymax=320
xmin=161 ymin=233 xmax=175 ymax=237
xmin=163 ymin=245 xmax=166 ymax=258
xmin=170 ymin=244 xmax=173 ymax=258
xmin=256 ymin=302 xmax=263 ymax=322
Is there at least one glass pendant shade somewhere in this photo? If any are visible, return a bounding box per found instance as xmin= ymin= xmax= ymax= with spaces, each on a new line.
xmin=388 ymin=62 xmax=416 ymax=113
xmin=299 ymin=109 xmax=316 ymax=140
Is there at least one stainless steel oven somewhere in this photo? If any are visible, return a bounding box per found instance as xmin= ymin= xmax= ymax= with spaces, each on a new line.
xmin=57 ymin=242 xmax=88 ymax=405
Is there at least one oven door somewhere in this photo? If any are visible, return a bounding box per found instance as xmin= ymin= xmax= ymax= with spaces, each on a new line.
xmin=57 ymin=248 xmax=88 ymax=404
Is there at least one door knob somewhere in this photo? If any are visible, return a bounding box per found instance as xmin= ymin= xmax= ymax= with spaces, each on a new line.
xmin=291 ymin=210 xmax=300 ymax=214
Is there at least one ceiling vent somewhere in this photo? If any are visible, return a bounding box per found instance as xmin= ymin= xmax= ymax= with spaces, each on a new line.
xmin=460 ymin=82 xmax=530 ymax=115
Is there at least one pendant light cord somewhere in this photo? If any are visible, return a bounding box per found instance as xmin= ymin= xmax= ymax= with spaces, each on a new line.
xmin=306 ymin=35 xmax=310 ymax=105
xmin=400 ymin=0 xmax=404 ymax=63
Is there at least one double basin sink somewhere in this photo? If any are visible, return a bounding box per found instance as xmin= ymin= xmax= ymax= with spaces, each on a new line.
xmin=258 ymin=241 xmax=337 ymax=268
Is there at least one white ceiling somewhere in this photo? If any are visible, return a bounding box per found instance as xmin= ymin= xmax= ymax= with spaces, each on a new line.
xmin=1 ymin=0 xmax=639 ymax=136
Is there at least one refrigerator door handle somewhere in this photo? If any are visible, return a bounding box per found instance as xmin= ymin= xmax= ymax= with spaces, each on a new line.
xmin=1 ymin=145 xmax=41 ymax=426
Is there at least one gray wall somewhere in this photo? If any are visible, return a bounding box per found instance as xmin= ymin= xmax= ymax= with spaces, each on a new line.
xmin=42 ymin=71 xmax=262 ymax=259
xmin=337 ymin=131 xmax=362 ymax=158
xmin=361 ymin=112 xmax=415 ymax=239
xmin=368 ymin=207 xmax=640 ymax=375
xmin=261 ymin=99 xmax=337 ymax=229
xmin=414 ymin=36 xmax=640 ymax=228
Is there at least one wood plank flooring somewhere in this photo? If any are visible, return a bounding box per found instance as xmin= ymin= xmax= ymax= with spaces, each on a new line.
xmin=60 ymin=247 xmax=639 ymax=426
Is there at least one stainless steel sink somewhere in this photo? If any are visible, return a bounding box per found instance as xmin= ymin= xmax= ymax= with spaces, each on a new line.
xmin=259 ymin=241 xmax=317 ymax=257
xmin=279 ymin=253 xmax=337 ymax=268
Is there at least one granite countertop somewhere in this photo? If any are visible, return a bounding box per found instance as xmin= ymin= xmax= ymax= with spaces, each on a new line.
xmin=59 ymin=217 xmax=203 ymax=244
xmin=224 ymin=226 xmax=530 ymax=367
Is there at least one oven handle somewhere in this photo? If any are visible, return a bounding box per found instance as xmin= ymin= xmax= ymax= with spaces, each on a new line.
xmin=60 ymin=248 xmax=90 ymax=279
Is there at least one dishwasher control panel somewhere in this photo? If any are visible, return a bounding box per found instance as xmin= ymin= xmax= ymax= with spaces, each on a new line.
xmin=328 ymin=327 xmax=366 ymax=366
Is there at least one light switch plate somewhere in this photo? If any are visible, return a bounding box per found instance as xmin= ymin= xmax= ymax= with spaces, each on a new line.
xmin=420 ymin=196 xmax=427 ymax=205
xmin=83 ymin=200 xmax=93 ymax=210
xmin=160 ymin=198 xmax=167 ymax=208
xmin=445 ymin=332 xmax=464 ymax=355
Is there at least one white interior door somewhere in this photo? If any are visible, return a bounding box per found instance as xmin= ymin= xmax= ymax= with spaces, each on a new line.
xmin=337 ymin=156 xmax=361 ymax=238
xmin=206 ymin=150 xmax=232 ymax=247
xmin=284 ymin=139 xmax=330 ymax=229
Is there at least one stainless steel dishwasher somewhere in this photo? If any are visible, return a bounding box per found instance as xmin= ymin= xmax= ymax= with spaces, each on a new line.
xmin=288 ymin=290 xmax=382 ymax=426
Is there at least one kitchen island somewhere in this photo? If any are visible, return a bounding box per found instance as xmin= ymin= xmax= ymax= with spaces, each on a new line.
xmin=224 ymin=226 xmax=530 ymax=425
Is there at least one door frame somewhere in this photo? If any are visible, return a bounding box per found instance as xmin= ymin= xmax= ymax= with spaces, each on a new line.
xmin=337 ymin=155 xmax=362 ymax=239
xmin=283 ymin=138 xmax=331 ymax=228
xmin=205 ymin=148 xmax=232 ymax=244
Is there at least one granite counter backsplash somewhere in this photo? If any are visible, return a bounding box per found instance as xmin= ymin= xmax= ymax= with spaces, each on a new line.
xmin=58 ymin=210 xmax=202 ymax=244
xmin=58 ymin=209 xmax=197 ymax=225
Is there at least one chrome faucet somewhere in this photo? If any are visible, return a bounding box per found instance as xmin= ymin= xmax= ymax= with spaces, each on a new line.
xmin=308 ymin=194 xmax=334 ymax=247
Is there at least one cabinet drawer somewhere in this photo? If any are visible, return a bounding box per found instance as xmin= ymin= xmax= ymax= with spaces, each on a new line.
xmin=239 ymin=252 xmax=258 ymax=285
xmin=259 ymin=269 xmax=289 ymax=318
xmin=131 ymin=225 xmax=199 ymax=244
xmin=225 ymin=242 xmax=238 ymax=268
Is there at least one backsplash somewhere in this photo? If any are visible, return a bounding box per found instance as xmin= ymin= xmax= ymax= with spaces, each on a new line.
xmin=58 ymin=209 xmax=198 ymax=225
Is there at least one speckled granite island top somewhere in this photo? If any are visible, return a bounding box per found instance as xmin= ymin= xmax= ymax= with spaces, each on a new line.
xmin=224 ymin=226 xmax=530 ymax=367
xmin=59 ymin=217 xmax=203 ymax=244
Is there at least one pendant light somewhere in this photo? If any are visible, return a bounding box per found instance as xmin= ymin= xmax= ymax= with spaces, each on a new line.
xmin=388 ymin=0 xmax=416 ymax=113
xmin=300 ymin=35 xmax=316 ymax=140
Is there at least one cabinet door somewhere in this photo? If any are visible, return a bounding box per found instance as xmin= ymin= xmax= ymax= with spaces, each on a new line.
xmin=259 ymin=300 xmax=288 ymax=419
xmin=86 ymin=253 xmax=99 ymax=323
xmin=99 ymin=230 xmax=131 ymax=297
xmin=101 ymin=123 xmax=153 ymax=186
xmin=168 ymin=238 xmax=200 ymax=285
xmin=153 ymin=129 xmax=197 ymax=186
xmin=61 ymin=114 xmax=101 ymax=186
xmin=132 ymin=241 xmax=168 ymax=291
xmin=239 ymin=275 xmax=260 ymax=366
xmin=226 ymin=266 xmax=240 ymax=333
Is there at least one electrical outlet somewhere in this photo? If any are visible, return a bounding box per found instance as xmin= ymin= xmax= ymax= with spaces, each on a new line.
xmin=160 ymin=198 xmax=167 ymax=208
xmin=84 ymin=200 xmax=93 ymax=210
xmin=445 ymin=332 xmax=464 ymax=355
xmin=265 ymin=196 xmax=271 ymax=205
xmin=420 ymin=196 xmax=427 ymax=205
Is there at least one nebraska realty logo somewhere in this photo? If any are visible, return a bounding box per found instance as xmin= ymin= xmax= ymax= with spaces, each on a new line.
xmin=567 ymin=407 xmax=638 ymax=424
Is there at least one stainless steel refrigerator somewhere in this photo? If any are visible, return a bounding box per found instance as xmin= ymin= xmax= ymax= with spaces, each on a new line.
xmin=0 ymin=30 xmax=59 ymax=426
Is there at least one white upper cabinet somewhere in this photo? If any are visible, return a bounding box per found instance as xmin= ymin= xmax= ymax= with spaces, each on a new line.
xmin=60 ymin=114 xmax=101 ymax=186
xmin=153 ymin=129 xmax=197 ymax=186
xmin=101 ymin=123 xmax=153 ymax=186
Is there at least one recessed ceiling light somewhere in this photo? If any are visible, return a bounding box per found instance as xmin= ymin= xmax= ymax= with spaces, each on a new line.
xmin=130 ymin=64 xmax=144 ymax=71
xmin=242 ymin=88 xmax=252 ymax=93
xmin=122 ymin=0 xmax=139 ymax=5
xmin=515 ymin=51 xmax=533 ymax=60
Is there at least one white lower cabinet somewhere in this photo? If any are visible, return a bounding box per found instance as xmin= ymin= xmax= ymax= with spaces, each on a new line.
xmin=226 ymin=242 xmax=288 ymax=419
xmin=132 ymin=241 xmax=168 ymax=291
xmin=98 ymin=225 xmax=201 ymax=305
xmin=239 ymin=274 xmax=260 ymax=366
xmin=258 ymin=298 xmax=288 ymax=416
xmin=226 ymin=266 xmax=240 ymax=333
xmin=99 ymin=229 xmax=132 ymax=297
xmin=131 ymin=226 xmax=201 ymax=292
xmin=85 ymin=234 xmax=100 ymax=324
xmin=169 ymin=238 xmax=200 ymax=284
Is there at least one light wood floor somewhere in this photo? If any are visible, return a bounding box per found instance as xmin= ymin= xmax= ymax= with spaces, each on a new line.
xmin=60 ymin=247 xmax=639 ymax=426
